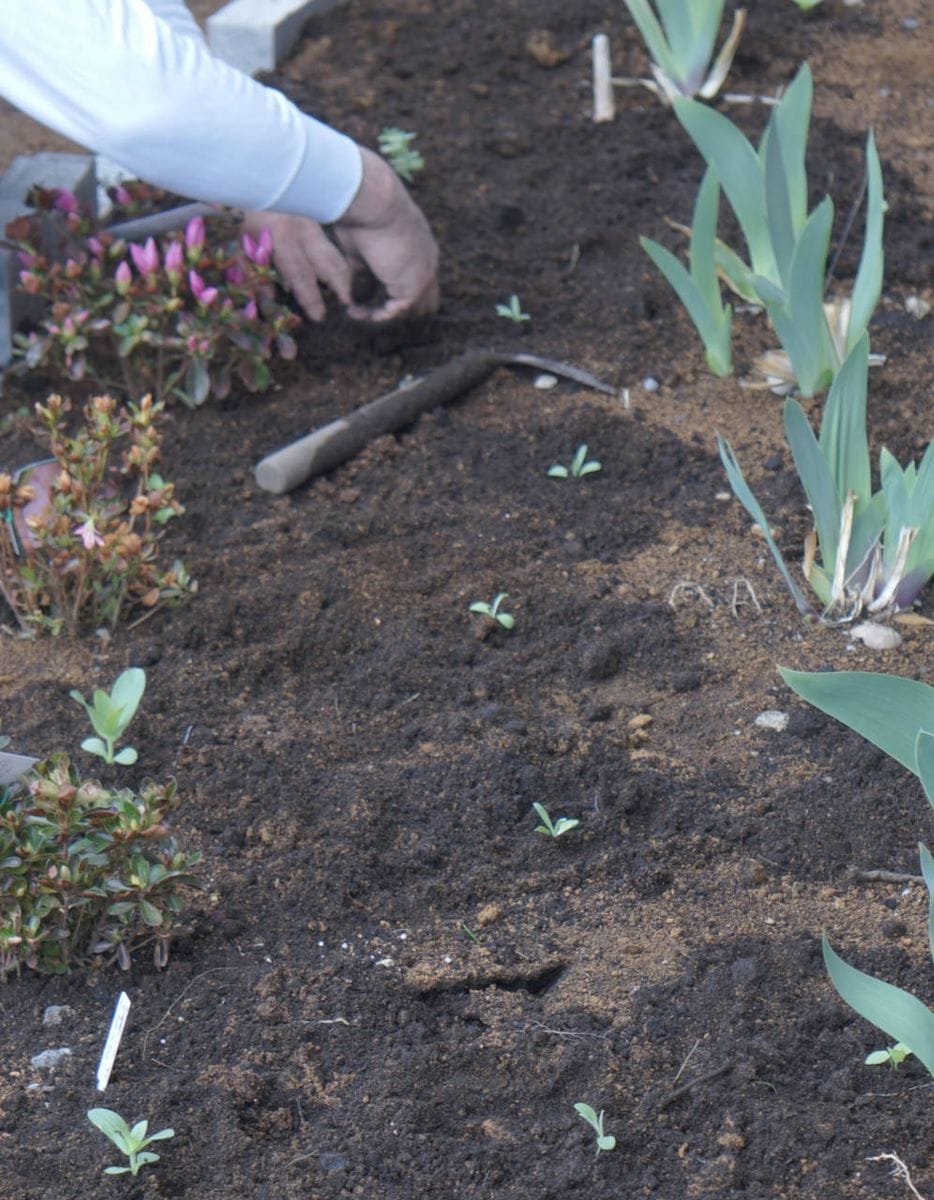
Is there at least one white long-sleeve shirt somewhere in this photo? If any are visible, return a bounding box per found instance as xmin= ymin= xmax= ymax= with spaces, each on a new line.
xmin=0 ymin=0 xmax=363 ymax=223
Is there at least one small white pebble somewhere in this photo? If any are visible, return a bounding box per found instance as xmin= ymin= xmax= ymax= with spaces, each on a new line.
xmin=850 ymin=622 xmax=902 ymax=651
xmin=375 ymin=957 xmax=395 ymax=968
xmin=715 ymin=491 xmax=731 ymax=502
xmin=755 ymin=710 xmax=789 ymax=732
xmin=533 ymin=373 xmax=558 ymax=390
xmin=642 ymin=376 xmax=659 ymax=392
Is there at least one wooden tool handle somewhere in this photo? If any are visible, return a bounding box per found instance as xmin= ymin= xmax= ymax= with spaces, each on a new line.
xmin=255 ymin=351 xmax=499 ymax=494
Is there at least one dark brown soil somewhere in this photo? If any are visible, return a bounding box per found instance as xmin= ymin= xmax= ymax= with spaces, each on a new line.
xmin=1 ymin=2 xmax=932 ymax=1198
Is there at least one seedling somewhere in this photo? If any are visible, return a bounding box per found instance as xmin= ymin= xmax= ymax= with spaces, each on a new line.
xmin=70 ymin=668 xmax=146 ymax=765
xmin=865 ymin=1042 xmax=912 ymax=1068
xmin=532 ymin=802 xmax=579 ymax=838
xmin=547 ymin=445 xmax=603 ymax=480
xmin=495 ymin=295 xmax=530 ymax=324
xmin=574 ymin=1102 xmax=616 ymax=1154
xmin=720 ymin=337 xmax=934 ymax=623
xmin=87 ymin=1108 xmax=174 ymax=1176
xmin=377 ymin=127 xmax=425 ymax=183
xmin=622 ymin=0 xmax=746 ymax=103
xmin=469 ymin=593 xmax=514 ymax=630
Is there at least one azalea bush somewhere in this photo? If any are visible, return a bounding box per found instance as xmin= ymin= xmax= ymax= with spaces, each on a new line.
xmin=0 ymin=752 xmax=202 ymax=978
xmin=5 ymin=184 xmax=300 ymax=407
xmin=0 ymin=391 xmax=193 ymax=636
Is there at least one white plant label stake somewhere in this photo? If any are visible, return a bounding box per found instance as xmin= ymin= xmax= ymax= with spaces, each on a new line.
xmin=96 ymin=992 xmax=131 ymax=1092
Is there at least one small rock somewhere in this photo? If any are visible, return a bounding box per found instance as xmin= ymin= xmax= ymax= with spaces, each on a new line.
xmin=41 ymin=1005 xmax=75 ymax=1028
xmin=642 ymin=376 xmax=659 ymax=392
xmin=533 ymin=373 xmax=558 ymax=390
xmin=850 ymin=622 xmax=902 ymax=651
xmin=30 ymin=1047 xmax=72 ymax=1070
xmin=755 ymin=710 xmax=789 ymax=732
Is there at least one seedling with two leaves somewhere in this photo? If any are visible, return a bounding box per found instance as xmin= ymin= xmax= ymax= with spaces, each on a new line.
xmin=87 ymin=1108 xmax=174 ymax=1176
xmin=574 ymin=1102 xmax=616 ymax=1154
xmin=622 ymin=0 xmax=746 ymax=104
xmin=469 ymin=593 xmax=514 ymax=630
xmin=719 ymin=336 xmax=934 ymax=623
xmin=495 ymin=295 xmax=530 ymax=324
xmin=532 ymin=802 xmax=579 ymax=839
xmin=547 ymin=445 xmax=602 ymax=479
xmin=779 ymin=665 xmax=934 ymax=1077
xmin=69 ymin=668 xmax=145 ymax=765
xmin=645 ymin=65 xmax=885 ymax=396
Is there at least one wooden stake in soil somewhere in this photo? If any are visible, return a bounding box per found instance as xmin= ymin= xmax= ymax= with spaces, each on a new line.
xmin=592 ymin=34 xmax=615 ymax=123
xmin=96 ymin=991 xmax=131 ymax=1092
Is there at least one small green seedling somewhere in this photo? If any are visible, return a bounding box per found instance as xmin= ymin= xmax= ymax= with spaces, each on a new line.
xmin=469 ymin=593 xmax=514 ymax=630
xmin=547 ymin=444 xmax=602 ymax=480
xmin=532 ymin=802 xmax=579 ymax=838
xmin=87 ymin=1108 xmax=174 ymax=1176
xmin=377 ymin=127 xmax=425 ymax=182
xmin=69 ymin=667 xmax=145 ymax=765
xmin=495 ymin=294 xmax=530 ymax=324
xmin=574 ymin=1102 xmax=616 ymax=1154
xmin=865 ymin=1042 xmax=913 ymax=1069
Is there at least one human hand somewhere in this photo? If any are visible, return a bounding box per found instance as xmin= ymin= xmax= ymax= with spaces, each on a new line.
xmin=331 ymin=147 xmax=440 ymax=322
xmin=243 ymin=147 xmax=439 ymax=324
xmin=240 ymin=210 xmax=353 ymax=322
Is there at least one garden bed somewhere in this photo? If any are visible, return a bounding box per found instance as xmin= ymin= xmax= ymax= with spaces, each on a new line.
xmin=0 ymin=1 xmax=932 ymax=1197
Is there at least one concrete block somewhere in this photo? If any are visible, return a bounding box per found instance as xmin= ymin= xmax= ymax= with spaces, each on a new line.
xmin=0 ymin=152 xmax=97 ymax=367
xmin=207 ymin=0 xmax=345 ymax=76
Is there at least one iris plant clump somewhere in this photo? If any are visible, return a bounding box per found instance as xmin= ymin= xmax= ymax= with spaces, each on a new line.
xmin=644 ymin=65 xmax=885 ymax=396
xmin=720 ymin=337 xmax=934 ymax=623
xmin=6 ymin=184 xmax=300 ymax=407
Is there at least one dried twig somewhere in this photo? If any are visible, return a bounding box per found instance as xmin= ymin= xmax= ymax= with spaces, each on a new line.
xmin=844 ymin=866 xmax=924 ymax=885
xmin=657 ymin=1061 xmax=733 ymax=1110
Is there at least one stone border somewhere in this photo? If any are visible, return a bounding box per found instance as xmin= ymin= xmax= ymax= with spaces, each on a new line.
xmin=206 ymin=0 xmax=345 ymax=76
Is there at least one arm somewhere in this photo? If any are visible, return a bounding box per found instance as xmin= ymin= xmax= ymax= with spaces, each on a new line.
xmin=0 ymin=0 xmax=438 ymax=320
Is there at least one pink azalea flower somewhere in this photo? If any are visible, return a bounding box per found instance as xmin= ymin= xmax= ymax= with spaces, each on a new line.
xmin=86 ymin=237 xmax=104 ymax=258
xmin=74 ymin=516 xmax=104 ymax=550
xmin=225 ymin=262 xmax=245 ymax=286
xmin=242 ymin=298 xmax=258 ymax=321
xmin=114 ymin=260 xmax=132 ymax=294
xmin=242 ymin=227 xmax=273 ymax=267
xmin=52 ymin=189 xmax=78 ymax=214
xmin=129 ymin=237 xmax=159 ymax=276
xmin=188 ymin=270 xmax=218 ymax=306
xmin=185 ymin=215 xmax=205 ymax=252
xmin=163 ymin=240 xmax=184 ymax=281
xmin=113 ymin=184 xmax=133 ymax=206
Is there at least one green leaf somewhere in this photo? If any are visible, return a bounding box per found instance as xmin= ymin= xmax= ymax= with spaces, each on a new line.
xmin=673 ymin=95 xmax=775 ymax=282
xmin=818 ymin=336 xmax=871 ymax=509
xmin=80 ymin=736 xmax=109 ymax=761
xmin=783 ymin=398 xmax=840 ymax=572
xmin=111 ymin=668 xmax=145 ymax=728
xmin=779 ymin=668 xmax=934 ymax=775
xmin=623 ymin=0 xmax=682 ymax=85
xmin=114 ymin=747 xmax=138 ymax=765
xmin=717 ymin=436 xmax=815 ymax=616
xmin=640 ymin=235 xmax=732 ymax=376
xmin=770 ymin=64 xmax=812 ymax=233
xmin=848 ymin=130 xmax=885 ymax=353
xmin=919 ymin=842 xmax=934 ymax=960
xmin=822 ymin=936 xmax=934 ymax=1077
xmin=138 ymin=899 xmax=163 ymax=927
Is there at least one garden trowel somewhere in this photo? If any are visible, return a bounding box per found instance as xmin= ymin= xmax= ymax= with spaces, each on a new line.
xmin=0 ymin=751 xmax=37 ymax=786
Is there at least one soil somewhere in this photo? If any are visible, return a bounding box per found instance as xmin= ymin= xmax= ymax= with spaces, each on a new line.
xmin=0 ymin=2 xmax=932 ymax=1198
